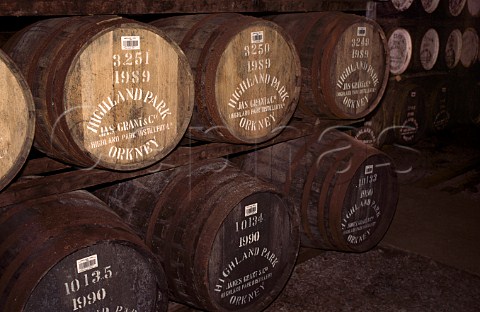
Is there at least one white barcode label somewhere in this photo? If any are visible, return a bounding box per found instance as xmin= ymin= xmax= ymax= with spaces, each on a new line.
xmin=121 ymin=36 xmax=140 ymax=50
xmin=357 ymin=27 xmax=367 ymax=37
xmin=365 ymin=165 xmax=374 ymax=175
xmin=251 ymin=31 xmax=264 ymax=44
xmin=76 ymin=255 xmax=98 ymax=274
xmin=245 ymin=203 xmax=258 ymax=217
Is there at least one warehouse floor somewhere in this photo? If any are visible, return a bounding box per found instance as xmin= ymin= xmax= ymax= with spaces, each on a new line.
xmin=169 ymin=125 xmax=480 ymax=312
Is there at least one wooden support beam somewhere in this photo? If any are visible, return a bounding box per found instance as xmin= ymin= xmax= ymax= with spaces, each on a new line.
xmin=0 ymin=0 xmax=368 ymax=16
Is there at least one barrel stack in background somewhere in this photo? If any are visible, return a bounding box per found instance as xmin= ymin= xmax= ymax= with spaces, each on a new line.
xmin=354 ymin=0 xmax=480 ymax=148
xmin=267 ymin=11 xmax=390 ymax=120
xmin=0 ymin=49 xmax=35 ymax=191
xmin=95 ymin=158 xmax=300 ymax=312
xmin=0 ymin=191 xmax=169 ymax=312
xmin=151 ymin=13 xmax=301 ymax=144
xmin=3 ymin=15 xmax=194 ymax=171
xmin=234 ymin=129 xmax=398 ymax=253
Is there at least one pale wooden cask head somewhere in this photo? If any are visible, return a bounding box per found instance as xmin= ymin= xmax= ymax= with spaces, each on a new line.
xmin=212 ymin=22 xmax=300 ymax=143
xmin=4 ymin=16 xmax=194 ymax=171
xmin=421 ymin=0 xmax=441 ymax=13
xmin=325 ymin=19 xmax=389 ymax=118
xmin=420 ymin=28 xmax=440 ymax=71
xmin=0 ymin=49 xmax=34 ymax=191
xmin=388 ymin=28 xmax=413 ymax=75
xmin=151 ymin=14 xmax=301 ymax=144
xmin=64 ymin=23 xmax=193 ymax=170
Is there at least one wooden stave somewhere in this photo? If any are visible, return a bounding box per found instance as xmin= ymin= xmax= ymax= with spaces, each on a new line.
xmin=235 ymin=129 xmax=399 ymax=252
xmin=3 ymin=15 xmax=194 ymax=171
xmin=0 ymin=48 xmax=35 ymax=192
xmin=269 ymin=11 xmax=390 ymax=119
xmin=0 ymin=190 xmax=168 ymax=312
xmin=150 ymin=13 xmax=301 ymax=144
xmin=95 ymin=158 xmax=300 ymax=312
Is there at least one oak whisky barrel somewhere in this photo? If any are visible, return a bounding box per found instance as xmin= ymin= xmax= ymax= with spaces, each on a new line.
xmin=452 ymin=78 xmax=480 ymax=126
xmin=95 ymin=159 xmax=300 ymax=312
xmin=467 ymin=0 xmax=480 ymax=17
xmin=387 ymin=26 xmax=414 ymax=75
xmin=3 ymin=15 xmax=194 ymax=171
xmin=268 ymin=12 xmax=389 ymax=119
xmin=382 ymin=79 xmax=427 ymax=145
xmin=0 ymin=191 xmax=168 ymax=312
xmin=377 ymin=18 xmax=440 ymax=73
xmin=421 ymin=0 xmax=441 ymax=14
xmin=0 ymin=49 xmax=35 ymax=191
xmin=442 ymin=27 xmax=464 ymax=70
xmin=354 ymin=78 xmax=427 ymax=147
xmin=460 ymin=27 xmax=479 ymax=69
xmin=235 ymin=129 xmax=398 ymax=252
xmin=424 ymin=76 xmax=452 ymax=134
xmin=151 ymin=13 xmax=301 ymax=144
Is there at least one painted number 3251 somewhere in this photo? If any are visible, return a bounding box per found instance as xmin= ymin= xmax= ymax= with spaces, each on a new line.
xmin=113 ymin=52 xmax=151 ymax=84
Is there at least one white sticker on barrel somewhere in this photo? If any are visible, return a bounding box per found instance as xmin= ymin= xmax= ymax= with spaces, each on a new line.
xmin=76 ymin=254 xmax=98 ymax=273
xmin=251 ymin=31 xmax=264 ymax=44
xmin=245 ymin=203 xmax=258 ymax=217
xmin=357 ymin=27 xmax=367 ymax=37
xmin=365 ymin=165 xmax=374 ymax=175
xmin=121 ymin=36 xmax=141 ymax=50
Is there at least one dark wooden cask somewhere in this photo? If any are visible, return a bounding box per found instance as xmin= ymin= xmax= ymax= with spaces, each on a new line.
xmin=150 ymin=13 xmax=301 ymax=144
xmin=442 ymin=26 xmax=464 ymax=70
xmin=386 ymin=26 xmax=414 ymax=75
xmin=0 ymin=191 xmax=168 ymax=312
xmin=3 ymin=15 xmax=194 ymax=171
xmin=354 ymin=78 xmax=426 ymax=147
xmin=377 ymin=17 xmax=441 ymax=74
xmin=235 ymin=129 xmax=398 ymax=252
xmin=0 ymin=49 xmax=35 ymax=191
xmin=95 ymin=159 xmax=300 ymax=311
xmin=268 ymin=12 xmax=389 ymax=119
xmin=452 ymin=78 xmax=480 ymax=126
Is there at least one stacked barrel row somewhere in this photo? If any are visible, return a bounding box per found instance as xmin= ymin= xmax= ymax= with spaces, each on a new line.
xmin=354 ymin=0 xmax=480 ymax=148
xmin=0 ymin=12 xmax=399 ymax=312
xmin=377 ymin=0 xmax=480 ymax=19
